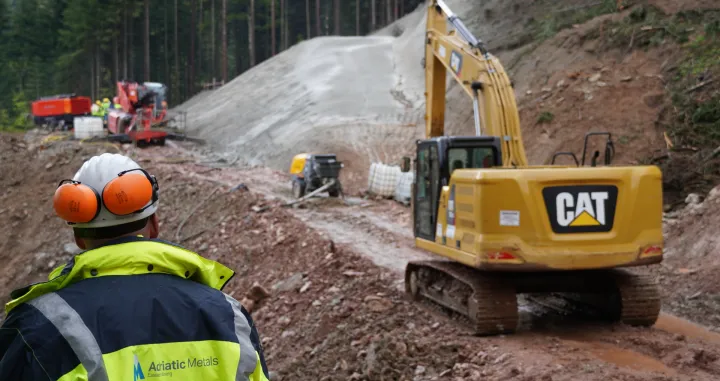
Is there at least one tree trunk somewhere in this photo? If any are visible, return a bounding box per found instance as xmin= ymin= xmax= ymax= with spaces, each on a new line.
xmin=371 ymin=0 xmax=376 ymax=32
xmin=334 ymin=0 xmax=340 ymax=35
xmin=212 ymin=0 xmax=216 ymax=77
xmin=174 ymin=0 xmax=180 ymax=101
xmin=315 ymin=0 xmax=321 ymax=37
xmin=271 ymin=0 xmax=276 ymax=55
xmin=199 ymin=0 xmax=203 ymax=82
xmin=123 ymin=4 xmax=128 ymax=79
xmin=144 ymin=0 xmax=150 ymax=82
xmin=222 ymin=0 xmax=227 ymax=82
xmin=95 ymin=44 xmax=101 ymax=99
xmin=284 ymin=2 xmax=289 ymax=48
xmin=400 ymin=0 xmax=404 ymax=17
xmin=189 ymin=0 xmax=196 ymax=94
xmin=114 ymin=36 xmax=119 ymax=83
xmin=394 ymin=0 xmax=399 ymax=21
xmin=386 ymin=0 xmax=391 ymax=25
xmin=306 ymin=0 xmax=311 ymax=38
xmin=280 ymin=0 xmax=284 ymax=51
xmin=164 ymin=0 xmax=170 ymax=86
xmin=356 ymin=0 xmax=360 ymax=35
xmin=90 ymin=52 xmax=95 ymax=101
xmin=248 ymin=0 xmax=255 ymax=67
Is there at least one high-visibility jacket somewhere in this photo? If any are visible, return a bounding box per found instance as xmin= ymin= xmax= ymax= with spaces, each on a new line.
xmin=0 ymin=237 xmax=270 ymax=381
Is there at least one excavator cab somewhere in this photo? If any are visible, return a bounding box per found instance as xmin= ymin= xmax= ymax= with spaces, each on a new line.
xmin=413 ymin=136 xmax=501 ymax=241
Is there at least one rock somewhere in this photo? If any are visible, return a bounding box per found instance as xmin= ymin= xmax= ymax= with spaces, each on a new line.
xmin=48 ymin=260 xmax=57 ymax=269
xmin=432 ymin=322 xmax=440 ymax=329
xmin=364 ymin=295 xmax=393 ymax=312
xmin=493 ymin=353 xmax=511 ymax=364
xmin=199 ymin=243 xmax=209 ymax=251
xmin=415 ymin=365 xmax=426 ymax=375
xmin=541 ymin=87 xmax=552 ymax=93
xmin=300 ymin=281 xmax=312 ymax=293
xmin=277 ymin=316 xmax=291 ymax=326
xmin=642 ymin=92 xmax=665 ymax=108
xmin=620 ymin=75 xmax=633 ymax=82
xmin=688 ymin=291 xmax=703 ymax=300
xmin=589 ymin=73 xmax=602 ymax=82
xmin=328 ymin=286 xmax=341 ymax=293
xmin=280 ymin=330 xmax=296 ymax=338
xmin=674 ymin=333 xmax=686 ymax=342
xmin=596 ymin=81 xmax=607 ymax=87
xmin=663 ymin=204 xmax=672 ymax=212
xmin=343 ymin=270 xmax=365 ymax=277
xmin=526 ymin=90 xmax=533 ymax=95
xmin=556 ymin=79 xmax=566 ymax=88
xmin=272 ymin=273 xmax=304 ymax=292
xmin=685 ymin=193 xmax=702 ymax=205
xmin=45 ymin=162 xmax=54 ymax=170
xmin=312 ymin=300 xmax=322 ymax=307
xmin=246 ymin=283 xmax=271 ymax=302
xmin=64 ymin=243 xmax=82 ymax=255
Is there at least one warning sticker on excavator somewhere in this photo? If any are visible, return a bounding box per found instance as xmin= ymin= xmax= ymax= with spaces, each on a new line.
xmin=450 ymin=51 xmax=463 ymax=75
xmin=542 ymin=185 xmax=618 ymax=234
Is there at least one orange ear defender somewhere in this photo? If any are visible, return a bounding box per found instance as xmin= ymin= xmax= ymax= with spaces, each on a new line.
xmin=53 ymin=168 xmax=159 ymax=224
xmin=53 ymin=181 xmax=102 ymax=224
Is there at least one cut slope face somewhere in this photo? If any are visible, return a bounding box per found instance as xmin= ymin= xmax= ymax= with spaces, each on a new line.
xmin=184 ymin=35 xmax=418 ymax=171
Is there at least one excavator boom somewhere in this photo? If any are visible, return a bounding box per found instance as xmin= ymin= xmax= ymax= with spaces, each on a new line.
xmin=424 ymin=0 xmax=527 ymax=167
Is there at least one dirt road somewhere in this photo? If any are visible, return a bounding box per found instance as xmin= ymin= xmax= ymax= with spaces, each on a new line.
xmin=142 ymin=142 xmax=720 ymax=380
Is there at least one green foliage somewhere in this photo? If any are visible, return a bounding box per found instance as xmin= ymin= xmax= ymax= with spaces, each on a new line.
xmin=0 ymin=0 xmax=425 ymax=117
xmin=536 ymin=111 xmax=555 ymax=124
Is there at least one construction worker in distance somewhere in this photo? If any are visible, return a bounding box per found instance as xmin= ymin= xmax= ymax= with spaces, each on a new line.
xmin=90 ymin=101 xmax=101 ymax=117
xmin=0 ymin=153 xmax=270 ymax=381
xmin=112 ymin=96 xmax=123 ymax=111
xmin=101 ymin=98 xmax=111 ymax=124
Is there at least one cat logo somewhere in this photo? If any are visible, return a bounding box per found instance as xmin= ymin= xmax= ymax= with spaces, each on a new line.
xmin=542 ymin=185 xmax=618 ymax=234
xmin=450 ymin=51 xmax=463 ymax=75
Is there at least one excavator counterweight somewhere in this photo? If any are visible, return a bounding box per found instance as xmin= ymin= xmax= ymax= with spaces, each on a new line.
xmin=406 ymin=0 xmax=663 ymax=335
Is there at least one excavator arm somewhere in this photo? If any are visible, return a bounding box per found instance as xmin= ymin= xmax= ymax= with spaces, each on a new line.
xmin=424 ymin=0 xmax=528 ymax=167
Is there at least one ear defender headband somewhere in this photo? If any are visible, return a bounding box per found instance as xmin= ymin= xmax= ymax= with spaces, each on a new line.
xmin=53 ymin=168 xmax=159 ymax=224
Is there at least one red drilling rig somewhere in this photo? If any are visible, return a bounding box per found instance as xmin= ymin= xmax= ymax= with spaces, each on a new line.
xmin=106 ymin=81 xmax=169 ymax=146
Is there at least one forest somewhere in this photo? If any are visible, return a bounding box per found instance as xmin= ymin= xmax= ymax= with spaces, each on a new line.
xmin=0 ymin=0 xmax=425 ymax=128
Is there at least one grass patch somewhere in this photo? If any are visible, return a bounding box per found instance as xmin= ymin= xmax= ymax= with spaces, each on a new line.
xmin=537 ymin=111 xmax=555 ymax=124
xmin=527 ymin=0 xmax=619 ymax=41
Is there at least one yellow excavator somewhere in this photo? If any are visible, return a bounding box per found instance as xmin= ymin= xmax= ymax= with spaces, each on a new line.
xmin=406 ymin=0 xmax=663 ymax=335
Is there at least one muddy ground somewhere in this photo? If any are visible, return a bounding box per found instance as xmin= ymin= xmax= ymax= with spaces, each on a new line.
xmin=5 ymin=131 xmax=720 ymax=380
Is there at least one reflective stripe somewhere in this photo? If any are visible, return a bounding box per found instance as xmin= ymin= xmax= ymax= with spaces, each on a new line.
xmin=28 ymin=293 xmax=109 ymax=381
xmin=224 ymin=294 xmax=258 ymax=381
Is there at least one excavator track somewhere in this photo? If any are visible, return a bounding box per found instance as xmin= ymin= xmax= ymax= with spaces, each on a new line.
xmin=406 ymin=260 xmax=518 ymax=336
xmin=612 ymin=270 xmax=661 ymax=327
xmin=406 ymin=261 xmax=660 ymax=335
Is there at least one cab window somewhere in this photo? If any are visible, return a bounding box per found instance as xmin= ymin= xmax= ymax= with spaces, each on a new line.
xmin=448 ymin=147 xmax=495 ymax=173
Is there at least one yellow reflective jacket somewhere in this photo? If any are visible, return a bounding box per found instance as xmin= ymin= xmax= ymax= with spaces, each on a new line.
xmin=0 ymin=237 xmax=270 ymax=381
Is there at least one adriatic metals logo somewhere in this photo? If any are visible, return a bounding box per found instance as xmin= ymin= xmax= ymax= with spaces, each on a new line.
xmin=133 ymin=354 xmax=145 ymax=381
xmin=542 ymin=185 xmax=618 ymax=234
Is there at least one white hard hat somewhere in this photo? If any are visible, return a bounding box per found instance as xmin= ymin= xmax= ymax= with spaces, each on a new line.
xmin=71 ymin=153 xmax=159 ymax=228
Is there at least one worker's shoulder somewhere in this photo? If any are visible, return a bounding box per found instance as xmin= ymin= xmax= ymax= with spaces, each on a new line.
xmin=59 ymin=272 xmax=227 ymax=308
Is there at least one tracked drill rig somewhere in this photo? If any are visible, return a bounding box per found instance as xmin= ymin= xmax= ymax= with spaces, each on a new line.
xmin=405 ymin=0 xmax=663 ymax=335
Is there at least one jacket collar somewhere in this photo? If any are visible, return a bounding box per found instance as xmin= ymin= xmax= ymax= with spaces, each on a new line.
xmin=6 ymin=237 xmax=235 ymax=314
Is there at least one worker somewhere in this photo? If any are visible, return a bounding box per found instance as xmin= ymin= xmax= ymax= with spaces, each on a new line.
xmin=101 ymin=98 xmax=111 ymax=123
xmin=112 ymin=96 xmax=123 ymax=111
xmin=90 ymin=102 xmax=101 ymax=117
xmin=0 ymin=154 xmax=270 ymax=381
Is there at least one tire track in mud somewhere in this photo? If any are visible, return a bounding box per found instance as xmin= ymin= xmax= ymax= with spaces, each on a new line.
xmin=147 ymin=148 xmax=720 ymax=380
